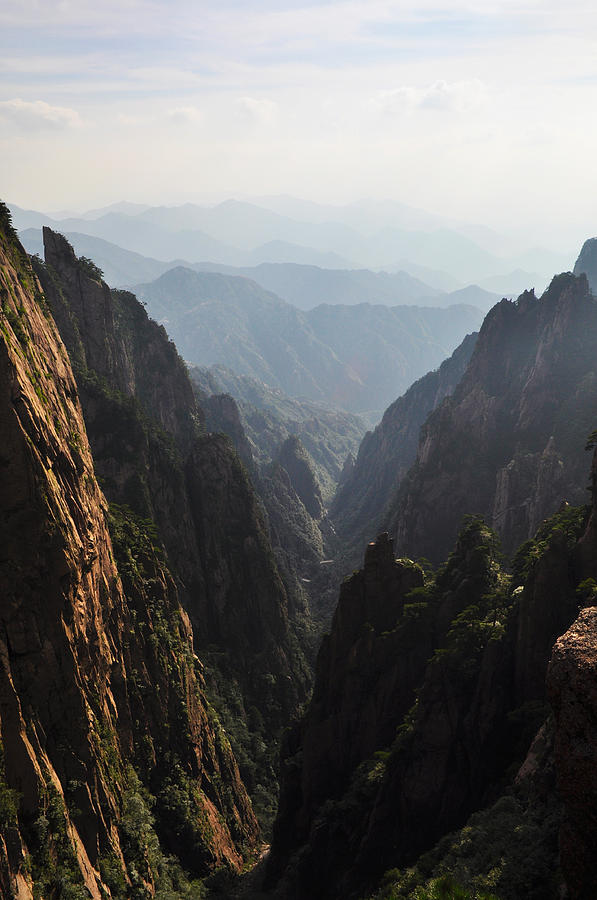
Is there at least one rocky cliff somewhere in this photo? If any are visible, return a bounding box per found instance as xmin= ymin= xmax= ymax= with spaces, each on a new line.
xmin=573 ymin=237 xmax=597 ymax=294
xmin=189 ymin=367 xmax=343 ymax=635
xmin=331 ymin=332 xmax=477 ymax=552
xmin=546 ymin=446 xmax=597 ymax=900
xmin=268 ymin=495 xmax=591 ymax=898
xmin=276 ymin=436 xmax=324 ymax=521
xmin=387 ymin=274 xmax=597 ymax=563
xmin=188 ymin=363 xmax=366 ymax=503
xmin=0 ymin=206 xmax=258 ymax=896
xmin=32 ymin=227 xmax=311 ymax=832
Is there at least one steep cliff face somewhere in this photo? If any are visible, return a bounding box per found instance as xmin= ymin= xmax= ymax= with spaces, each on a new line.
xmin=0 ymin=210 xmax=258 ymax=897
xmin=573 ymin=236 xmax=597 ymax=293
xmin=189 ymin=368 xmax=340 ymax=634
xmin=388 ymin=274 xmax=597 ymax=563
xmin=548 ymin=608 xmax=597 ymax=900
xmin=276 ymin=436 xmax=324 ymax=521
xmin=269 ymin=500 xmax=589 ymax=898
xmin=546 ymin=448 xmax=597 ymax=900
xmin=331 ymin=332 xmax=477 ymax=552
xmin=201 ymin=390 xmax=255 ymax=472
xmin=34 ymin=227 xmax=310 ymax=830
xmin=260 ymin=464 xmax=324 ymax=578
xmin=188 ymin=363 xmax=366 ymax=505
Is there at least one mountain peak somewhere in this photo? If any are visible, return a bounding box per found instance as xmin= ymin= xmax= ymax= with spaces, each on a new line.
xmin=573 ymin=237 xmax=597 ymax=293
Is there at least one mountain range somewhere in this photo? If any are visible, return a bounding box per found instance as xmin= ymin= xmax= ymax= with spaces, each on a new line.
xmin=4 ymin=197 xmax=597 ymax=900
xmin=132 ymin=265 xmax=483 ymax=419
xmin=18 ymin=226 xmax=500 ymax=312
xmin=10 ymin=197 xmax=569 ymax=288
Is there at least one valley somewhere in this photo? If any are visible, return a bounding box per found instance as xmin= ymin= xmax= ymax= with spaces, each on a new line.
xmin=2 ymin=196 xmax=597 ymax=900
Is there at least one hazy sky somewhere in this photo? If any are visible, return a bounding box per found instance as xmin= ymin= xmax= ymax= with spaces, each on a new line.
xmin=2 ymin=0 xmax=597 ymax=245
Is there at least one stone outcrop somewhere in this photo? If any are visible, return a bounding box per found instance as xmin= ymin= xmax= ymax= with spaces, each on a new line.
xmin=201 ymin=390 xmax=255 ymax=472
xmin=547 ymin=444 xmax=597 ymax=900
xmin=574 ymin=236 xmax=597 ymax=294
xmin=548 ymin=608 xmax=597 ymax=900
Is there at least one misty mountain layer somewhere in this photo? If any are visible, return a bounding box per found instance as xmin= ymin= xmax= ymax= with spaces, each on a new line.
xmin=133 ymin=266 xmax=483 ymax=417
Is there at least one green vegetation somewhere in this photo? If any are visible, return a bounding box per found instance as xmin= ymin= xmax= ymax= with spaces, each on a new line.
xmin=0 ymin=740 xmax=20 ymax=829
xmin=77 ymin=255 xmax=104 ymax=281
xmin=0 ymin=200 xmax=18 ymax=243
xmin=0 ymin=201 xmax=38 ymax=288
xmin=100 ymin=768 xmax=207 ymax=900
xmin=106 ymin=502 xmax=253 ymax=875
xmin=202 ymin=648 xmax=279 ymax=836
xmin=511 ymin=503 xmax=589 ymax=588
xmin=1 ymin=295 xmax=29 ymax=347
xmin=372 ymin=789 xmax=560 ymax=900
xmin=24 ymin=779 xmax=89 ymax=900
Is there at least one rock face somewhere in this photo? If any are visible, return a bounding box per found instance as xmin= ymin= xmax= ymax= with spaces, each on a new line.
xmin=0 ymin=210 xmax=258 ymax=896
xmin=547 ymin=449 xmax=597 ymax=900
xmin=189 ymin=363 xmax=366 ymax=503
xmin=276 ymin=435 xmax=324 ymax=520
xmin=548 ymin=608 xmax=597 ymax=900
xmin=260 ymin=464 xmax=324 ymax=577
xmin=201 ymin=390 xmax=255 ymax=472
xmin=4 ymin=220 xmax=310 ymax=867
xmin=269 ymin=502 xmax=590 ymax=898
xmin=36 ymin=229 xmax=309 ymax=741
xmin=189 ymin=368 xmax=336 ymax=636
xmin=388 ymin=274 xmax=597 ymax=563
xmin=573 ymin=236 xmax=597 ymax=293
xmin=331 ymin=331 xmax=477 ymax=552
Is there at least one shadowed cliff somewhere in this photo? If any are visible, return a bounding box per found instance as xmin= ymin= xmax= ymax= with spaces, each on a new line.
xmin=33 ymin=227 xmax=313 ymax=835
xmin=0 ymin=206 xmax=259 ymax=896
xmin=387 ymin=274 xmax=597 ymax=563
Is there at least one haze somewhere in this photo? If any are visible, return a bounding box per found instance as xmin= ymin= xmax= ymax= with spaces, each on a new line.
xmin=3 ymin=0 xmax=597 ymax=251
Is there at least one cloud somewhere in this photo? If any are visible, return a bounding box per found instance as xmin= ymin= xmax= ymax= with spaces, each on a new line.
xmin=235 ymin=96 xmax=277 ymax=125
xmin=116 ymin=112 xmax=145 ymax=126
xmin=0 ymin=98 xmax=82 ymax=130
xmin=375 ymin=79 xmax=488 ymax=115
xmin=419 ymin=79 xmax=488 ymax=111
xmin=167 ymin=105 xmax=202 ymax=124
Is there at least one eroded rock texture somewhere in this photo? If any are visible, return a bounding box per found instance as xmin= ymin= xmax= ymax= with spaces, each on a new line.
xmin=548 ymin=608 xmax=597 ymax=900
xmin=35 ymin=229 xmax=311 ymax=790
xmin=269 ymin=504 xmax=589 ymax=898
xmin=387 ymin=274 xmax=597 ymax=563
xmin=0 ymin=212 xmax=258 ymax=896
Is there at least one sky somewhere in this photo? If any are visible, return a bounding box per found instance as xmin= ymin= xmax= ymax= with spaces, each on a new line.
xmin=2 ymin=0 xmax=597 ymax=248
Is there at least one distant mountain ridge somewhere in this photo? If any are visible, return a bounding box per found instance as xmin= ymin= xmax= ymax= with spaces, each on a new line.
xmin=21 ymin=227 xmax=493 ymax=310
xmin=574 ymin=235 xmax=597 ymax=292
xmin=133 ymin=265 xmax=484 ymax=417
xmin=10 ymin=198 xmax=569 ymax=285
xmin=196 ymin=260 xmax=444 ymax=307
